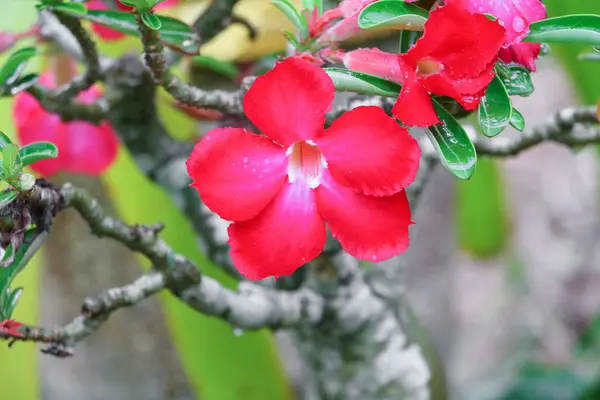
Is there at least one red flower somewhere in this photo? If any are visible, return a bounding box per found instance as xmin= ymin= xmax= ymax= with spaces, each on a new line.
xmin=0 ymin=319 xmax=24 ymax=337
xmin=446 ymin=0 xmax=546 ymax=71
xmin=186 ymin=58 xmax=420 ymax=280
xmin=88 ymin=0 xmax=180 ymax=41
xmin=13 ymin=73 xmax=119 ymax=177
xmin=343 ymin=3 xmax=505 ymax=127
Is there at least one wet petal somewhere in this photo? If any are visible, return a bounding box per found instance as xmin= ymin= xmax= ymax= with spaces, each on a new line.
xmin=405 ymin=3 xmax=505 ymax=78
xmin=392 ymin=68 xmax=439 ymax=127
xmin=316 ymin=171 xmax=413 ymax=261
xmin=316 ymin=106 xmax=420 ymax=196
xmin=342 ymin=48 xmax=404 ymax=83
xmin=186 ymin=128 xmax=288 ymax=222
xmin=446 ymin=0 xmax=546 ymax=46
xmin=499 ymin=42 xmax=541 ymax=71
xmin=419 ymin=62 xmax=495 ymax=110
xmin=243 ymin=57 xmax=334 ymax=147
xmin=228 ymin=182 xmax=326 ymax=280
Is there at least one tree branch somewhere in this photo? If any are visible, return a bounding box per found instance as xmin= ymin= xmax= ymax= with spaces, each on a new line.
xmin=0 ymin=183 xmax=324 ymax=355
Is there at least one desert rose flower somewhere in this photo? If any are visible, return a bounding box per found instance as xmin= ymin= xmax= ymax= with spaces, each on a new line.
xmin=0 ymin=319 xmax=24 ymax=337
xmin=186 ymin=58 xmax=421 ymax=280
xmin=343 ymin=3 xmax=505 ymax=127
xmin=13 ymin=72 xmax=119 ymax=177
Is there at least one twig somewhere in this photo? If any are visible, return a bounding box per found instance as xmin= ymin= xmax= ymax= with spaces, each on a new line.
xmin=136 ymin=12 xmax=246 ymax=115
xmin=0 ymin=183 xmax=323 ymax=355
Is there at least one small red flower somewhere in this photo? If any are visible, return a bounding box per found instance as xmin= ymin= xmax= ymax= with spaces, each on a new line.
xmin=13 ymin=72 xmax=119 ymax=177
xmin=344 ymin=3 xmax=505 ymax=127
xmin=446 ymin=0 xmax=547 ymax=71
xmin=0 ymin=319 xmax=24 ymax=337
xmin=186 ymin=58 xmax=421 ymax=280
xmin=88 ymin=0 xmax=180 ymax=41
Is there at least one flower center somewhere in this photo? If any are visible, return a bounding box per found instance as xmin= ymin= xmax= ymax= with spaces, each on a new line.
xmin=416 ymin=58 xmax=442 ymax=77
xmin=287 ymin=141 xmax=327 ymax=189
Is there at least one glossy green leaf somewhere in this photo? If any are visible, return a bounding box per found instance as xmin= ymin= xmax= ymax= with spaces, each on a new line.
xmin=0 ymin=47 xmax=37 ymax=88
xmin=510 ymin=108 xmax=525 ymax=132
xmin=524 ymin=14 xmax=600 ymax=46
xmin=272 ymin=0 xmax=307 ymax=38
xmin=399 ymin=30 xmax=422 ymax=53
xmin=324 ymin=67 xmax=401 ymax=97
xmin=358 ymin=0 xmax=429 ymax=31
xmin=0 ymin=131 xmax=13 ymax=149
xmin=428 ymin=100 xmax=477 ymax=179
xmin=51 ymin=1 xmax=87 ymax=16
xmin=2 ymin=143 xmax=20 ymax=178
xmin=191 ymin=55 xmax=239 ymax=80
xmin=5 ymin=73 xmax=39 ymax=96
xmin=120 ymin=0 xmax=161 ymax=12
xmin=498 ymin=64 xmax=535 ymax=97
xmin=579 ymin=50 xmax=600 ymax=61
xmin=478 ymin=75 xmax=512 ymax=137
xmin=2 ymin=287 xmax=23 ymax=320
xmin=141 ymin=12 xmax=162 ymax=30
xmin=80 ymin=10 xmax=201 ymax=55
xmin=0 ymin=190 xmax=17 ymax=209
xmin=18 ymin=142 xmax=59 ymax=166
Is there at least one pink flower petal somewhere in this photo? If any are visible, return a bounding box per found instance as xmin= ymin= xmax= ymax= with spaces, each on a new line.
xmin=13 ymin=72 xmax=118 ymax=177
xmin=446 ymin=0 xmax=546 ymax=46
xmin=316 ymin=106 xmax=420 ymax=196
xmin=186 ymin=128 xmax=289 ymax=222
xmin=243 ymin=57 xmax=334 ymax=147
xmin=61 ymin=121 xmax=120 ymax=176
xmin=342 ymin=48 xmax=404 ymax=84
xmin=316 ymin=171 xmax=413 ymax=261
xmin=228 ymin=181 xmax=326 ymax=280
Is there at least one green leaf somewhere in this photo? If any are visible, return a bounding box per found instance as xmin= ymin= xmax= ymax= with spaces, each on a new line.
xmin=524 ymin=15 xmax=600 ymax=46
xmin=428 ymin=100 xmax=477 ymax=180
xmin=272 ymin=0 xmax=308 ymax=38
xmin=358 ymin=0 xmax=429 ymax=31
xmin=579 ymin=50 xmax=600 ymax=61
xmin=399 ymin=30 xmax=422 ymax=53
xmin=281 ymin=29 xmax=301 ymax=49
xmin=190 ymin=55 xmax=239 ymax=80
xmin=2 ymin=143 xmax=20 ymax=178
xmin=478 ymin=75 xmax=512 ymax=137
xmin=140 ymin=12 xmax=162 ymax=30
xmin=0 ymin=191 xmax=17 ymax=209
xmin=2 ymin=287 xmax=23 ymax=320
xmin=51 ymin=1 xmax=87 ymax=16
xmin=5 ymin=73 xmax=39 ymax=96
xmin=120 ymin=0 xmax=160 ymax=12
xmin=19 ymin=142 xmax=58 ymax=167
xmin=510 ymin=108 xmax=525 ymax=132
xmin=80 ymin=10 xmax=201 ymax=55
xmin=0 ymin=131 xmax=13 ymax=149
xmin=0 ymin=47 xmax=37 ymax=88
xmin=324 ymin=68 xmax=401 ymax=97
xmin=498 ymin=64 xmax=535 ymax=97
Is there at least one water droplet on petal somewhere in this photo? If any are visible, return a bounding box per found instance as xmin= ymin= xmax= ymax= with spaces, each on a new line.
xmin=243 ymin=157 xmax=249 ymax=163
xmin=512 ymin=16 xmax=525 ymax=33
